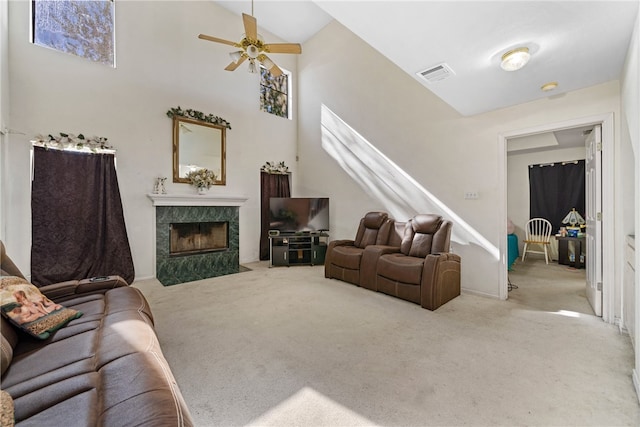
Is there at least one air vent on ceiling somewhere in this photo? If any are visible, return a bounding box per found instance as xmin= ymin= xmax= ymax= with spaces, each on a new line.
xmin=417 ymin=63 xmax=455 ymax=83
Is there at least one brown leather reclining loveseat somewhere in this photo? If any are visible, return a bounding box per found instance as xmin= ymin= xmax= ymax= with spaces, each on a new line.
xmin=325 ymin=212 xmax=461 ymax=310
xmin=0 ymin=242 xmax=193 ymax=426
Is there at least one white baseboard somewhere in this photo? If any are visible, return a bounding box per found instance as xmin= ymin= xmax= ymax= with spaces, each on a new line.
xmin=461 ymin=288 xmax=501 ymax=299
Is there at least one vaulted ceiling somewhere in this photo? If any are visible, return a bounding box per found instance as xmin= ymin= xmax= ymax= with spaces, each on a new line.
xmin=214 ymin=1 xmax=638 ymax=118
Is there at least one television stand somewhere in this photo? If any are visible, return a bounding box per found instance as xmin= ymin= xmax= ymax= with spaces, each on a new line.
xmin=269 ymin=232 xmax=329 ymax=267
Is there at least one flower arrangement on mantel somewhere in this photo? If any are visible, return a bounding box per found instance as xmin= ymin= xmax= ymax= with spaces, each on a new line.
xmin=166 ymin=106 xmax=231 ymax=130
xmin=31 ymin=133 xmax=113 ymax=152
xmin=186 ymin=168 xmax=217 ymax=189
xmin=261 ymin=161 xmax=289 ymax=175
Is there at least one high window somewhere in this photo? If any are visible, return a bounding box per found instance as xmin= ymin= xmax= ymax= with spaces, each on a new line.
xmin=31 ymin=0 xmax=115 ymax=67
xmin=260 ymin=67 xmax=291 ymax=119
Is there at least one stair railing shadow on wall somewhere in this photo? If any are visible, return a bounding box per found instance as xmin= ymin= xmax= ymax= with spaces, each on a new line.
xmin=319 ymin=104 xmax=498 ymax=260
xmin=31 ymin=145 xmax=134 ymax=285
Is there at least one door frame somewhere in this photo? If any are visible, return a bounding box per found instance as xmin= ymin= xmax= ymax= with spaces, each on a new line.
xmin=498 ymin=113 xmax=615 ymax=323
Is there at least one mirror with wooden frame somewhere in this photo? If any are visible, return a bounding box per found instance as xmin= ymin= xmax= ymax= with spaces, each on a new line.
xmin=172 ymin=116 xmax=226 ymax=185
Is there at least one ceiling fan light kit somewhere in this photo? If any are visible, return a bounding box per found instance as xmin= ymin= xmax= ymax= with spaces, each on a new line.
xmin=199 ymin=5 xmax=302 ymax=78
xmin=500 ymin=47 xmax=530 ymax=71
xmin=247 ymin=60 xmax=258 ymax=74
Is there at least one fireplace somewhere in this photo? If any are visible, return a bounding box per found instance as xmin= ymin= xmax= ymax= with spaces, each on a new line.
xmin=147 ymin=194 xmax=247 ymax=286
xmin=170 ymin=222 xmax=229 ymax=255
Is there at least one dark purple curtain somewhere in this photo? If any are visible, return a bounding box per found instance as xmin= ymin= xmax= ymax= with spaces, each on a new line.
xmin=31 ymin=146 xmax=134 ymax=285
xmin=529 ymin=160 xmax=585 ymax=233
xmin=260 ymin=172 xmax=290 ymax=260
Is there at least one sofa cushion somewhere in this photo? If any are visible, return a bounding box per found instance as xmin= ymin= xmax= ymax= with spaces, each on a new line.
xmin=409 ymin=233 xmax=435 ymax=258
xmin=330 ymin=246 xmax=365 ymax=270
xmin=400 ymin=215 xmax=443 ymax=256
xmin=377 ymin=253 xmax=424 ymax=285
xmin=412 ymin=214 xmax=443 ymax=234
xmin=0 ymin=277 xmax=82 ymax=340
xmin=354 ymin=212 xmax=389 ymax=248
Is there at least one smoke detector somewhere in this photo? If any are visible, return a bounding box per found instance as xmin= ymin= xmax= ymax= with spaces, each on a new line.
xmin=417 ymin=63 xmax=455 ymax=83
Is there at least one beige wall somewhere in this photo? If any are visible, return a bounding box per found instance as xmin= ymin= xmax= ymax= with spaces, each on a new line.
xmin=298 ymin=20 xmax=621 ymax=298
xmin=5 ymin=1 xmax=299 ymax=278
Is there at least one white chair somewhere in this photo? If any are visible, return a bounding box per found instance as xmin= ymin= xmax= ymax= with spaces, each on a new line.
xmin=521 ymin=218 xmax=553 ymax=264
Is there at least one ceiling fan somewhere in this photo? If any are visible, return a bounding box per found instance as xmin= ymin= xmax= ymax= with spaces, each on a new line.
xmin=198 ymin=3 xmax=302 ymax=77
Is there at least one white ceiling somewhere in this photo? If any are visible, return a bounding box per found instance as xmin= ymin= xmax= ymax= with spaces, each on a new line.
xmin=214 ymin=1 xmax=638 ymax=117
xmin=214 ymin=1 xmax=332 ymax=43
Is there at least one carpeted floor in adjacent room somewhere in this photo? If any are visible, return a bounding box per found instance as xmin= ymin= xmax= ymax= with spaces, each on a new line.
xmin=134 ymin=257 xmax=639 ymax=426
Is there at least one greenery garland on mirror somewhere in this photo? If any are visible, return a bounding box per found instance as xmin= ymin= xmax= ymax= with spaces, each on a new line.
xmin=166 ymin=106 xmax=231 ymax=129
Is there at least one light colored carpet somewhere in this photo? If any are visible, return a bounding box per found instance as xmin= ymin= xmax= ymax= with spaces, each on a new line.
xmin=134 ymin=259 xmax=639 ymax=426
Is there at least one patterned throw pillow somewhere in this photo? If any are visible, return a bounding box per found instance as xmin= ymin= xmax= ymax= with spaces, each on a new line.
xmin=0 ymin=276 xmax=82 ymax=340
xmin=0 ymin=390 xmax=14 ymax=427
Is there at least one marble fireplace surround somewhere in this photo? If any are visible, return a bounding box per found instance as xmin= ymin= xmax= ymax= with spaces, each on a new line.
xmin=147 ymin=194 xmax=248 ymax=286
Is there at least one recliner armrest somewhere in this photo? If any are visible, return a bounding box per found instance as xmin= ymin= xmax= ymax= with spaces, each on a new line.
xmin=324 ymin=240 xmax=356 ymax=277
xmin=39 ymin=276 xmax=128 ymax=302
xmin=327 ymin=239 xmax=355 ymax=248
xmin=360 ymin=245 xmax=401 ymax=290
xmin=421 ymin=253 xmax=461 ymax=310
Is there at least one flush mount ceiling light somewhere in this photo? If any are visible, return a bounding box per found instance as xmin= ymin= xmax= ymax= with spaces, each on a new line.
xmin=500 ymin=47 xmax=530 ymax=71
xmin=541 ymin=81 xmax=559 ymax=92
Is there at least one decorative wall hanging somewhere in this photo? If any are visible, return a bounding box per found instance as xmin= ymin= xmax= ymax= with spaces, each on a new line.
xmin=166 ymin=106 xmax=231 ymax=129
xmin=260 ymin=161 xmax=289 ymax=175
xmin=31 ymin=133 xmax=113 ymax=153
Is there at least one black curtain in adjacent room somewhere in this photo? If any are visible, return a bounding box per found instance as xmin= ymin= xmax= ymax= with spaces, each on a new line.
xmin=529 ymin=160 xmax=585 ymax=234
xmin=31 ymin=146 xmax=135 ymax=286
xmin=260 ymin=171 xmax=290 ymax=260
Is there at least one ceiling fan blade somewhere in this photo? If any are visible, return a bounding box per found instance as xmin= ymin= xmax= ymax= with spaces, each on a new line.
xmin=198 ymin=34 xmax=239 ymax=47
xmin=242 ymin=13 xmax=257 ymax=40
xmin=268 ymin=63 xmax=283 ymax=77
xmin=224 ymin=56 xmax=246 ymax=71
xmin=263 ymin=43 xmax=302 ymax=54
xmin=258 ymin=54 xmax=283 ymax=77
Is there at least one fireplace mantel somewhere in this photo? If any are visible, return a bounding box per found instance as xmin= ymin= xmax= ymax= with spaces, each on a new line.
xmin=147 ymin=193 xmax=248 ymax=207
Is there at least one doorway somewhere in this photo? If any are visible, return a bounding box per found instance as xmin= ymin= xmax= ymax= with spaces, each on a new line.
xmin=498 ymin=113 xmax=614 ymax=323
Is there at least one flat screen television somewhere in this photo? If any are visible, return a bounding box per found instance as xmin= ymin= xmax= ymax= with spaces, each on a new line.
xmin=269 ymin=197 xmax=329 ymax=233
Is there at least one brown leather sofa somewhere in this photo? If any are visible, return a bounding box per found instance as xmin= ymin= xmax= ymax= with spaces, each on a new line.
xmin=325 ymin=213 xmax=461 ymax=311
xmin=375 ymin=214 xmax=460 ymax=310
xmin=324 ymin=212 xmax=393 ymax=286
xmin=0 ymin=242 xmax=193 ymax=426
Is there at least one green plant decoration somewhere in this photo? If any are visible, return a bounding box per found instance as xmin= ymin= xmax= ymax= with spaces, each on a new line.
xmin=166 ymin=106 xmax=231 ymax=129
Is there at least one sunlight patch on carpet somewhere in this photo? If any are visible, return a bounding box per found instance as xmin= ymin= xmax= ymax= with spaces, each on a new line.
xmin=246 ymin=387 xmax=378 ymax=427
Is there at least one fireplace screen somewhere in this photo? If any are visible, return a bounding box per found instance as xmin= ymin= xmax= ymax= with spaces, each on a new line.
xmin=170 ymin=222 xmax=228 ymax=255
